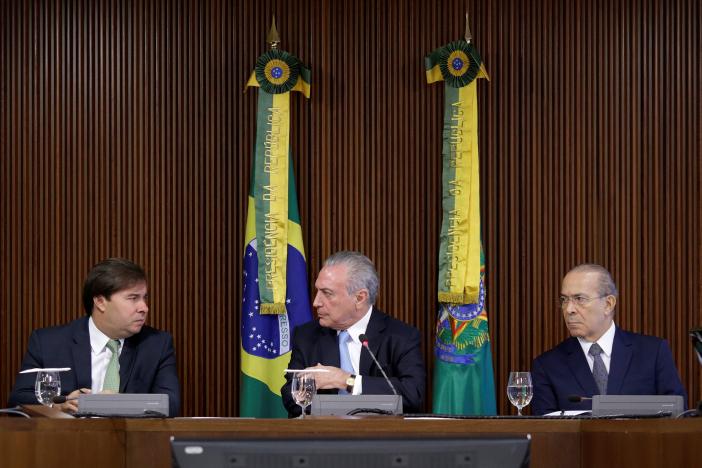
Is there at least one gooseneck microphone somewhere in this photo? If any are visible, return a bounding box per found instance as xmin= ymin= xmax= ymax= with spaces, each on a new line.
xmin=358 ymin=334 xmax=398 ymax=396
xmin=567 ymin=395 xmax=593 ymax=403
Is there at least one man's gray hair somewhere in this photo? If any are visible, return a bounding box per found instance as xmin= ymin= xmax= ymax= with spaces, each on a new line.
xmin=324 ymin=251 xmax=380 ymax=305
xmin=568 ymin=263 xmax=619 ymax=297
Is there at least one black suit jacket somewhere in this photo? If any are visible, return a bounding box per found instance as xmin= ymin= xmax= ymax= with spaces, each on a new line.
xmin=281 ymin=308 xmax=426 ymax=417
xmin=8 ymin=316 xmax=181 ymax=416
xmin=531 ymin=327 xmax=687 ymax=415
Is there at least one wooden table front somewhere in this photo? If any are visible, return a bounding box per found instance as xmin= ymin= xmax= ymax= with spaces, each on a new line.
xmin=2 ymin=408 xmax=700 ymax=468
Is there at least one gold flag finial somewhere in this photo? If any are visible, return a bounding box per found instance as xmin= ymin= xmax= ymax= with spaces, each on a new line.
xmin=464 ymin=12 xmax=472 ymax=44
xmin=267 ymin=16 xmax=280 ymax=49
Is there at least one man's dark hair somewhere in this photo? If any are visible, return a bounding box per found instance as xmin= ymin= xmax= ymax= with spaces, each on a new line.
xmin=82 ymin=258 xmax=147 ymax=315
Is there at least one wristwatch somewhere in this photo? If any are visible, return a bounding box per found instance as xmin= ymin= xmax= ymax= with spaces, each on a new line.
xmin=345 ymin=374 xmax=356 ymax=393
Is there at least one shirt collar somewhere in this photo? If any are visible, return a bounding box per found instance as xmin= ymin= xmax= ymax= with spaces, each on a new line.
xmin=88 ymin=316 xmax=124 ymax=353
xmin=339 ymin=305 xmax=374 ymax=343
xmin=578 ymin=321 xmax=616 ymax=357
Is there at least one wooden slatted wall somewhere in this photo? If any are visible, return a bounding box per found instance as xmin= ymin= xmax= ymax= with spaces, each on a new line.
xmin=1 ymin=0 xmax=700 ymax=416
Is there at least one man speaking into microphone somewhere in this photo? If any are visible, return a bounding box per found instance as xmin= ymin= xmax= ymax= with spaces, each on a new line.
xmin=281 ymin=251 xmax=426 ymax=417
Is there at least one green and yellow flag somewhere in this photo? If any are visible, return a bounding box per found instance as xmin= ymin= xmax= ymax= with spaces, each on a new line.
xmin=426 ymin=30 xmax=497 ymax=415
xmin=240 ymin=21 xmax=312 ymax=417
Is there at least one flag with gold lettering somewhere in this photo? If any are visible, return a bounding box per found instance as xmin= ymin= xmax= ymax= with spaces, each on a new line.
xmin=240 ymin=22 xmax=312 ymax=417
xmin=426 ymin=37 xmax=496 ymax=415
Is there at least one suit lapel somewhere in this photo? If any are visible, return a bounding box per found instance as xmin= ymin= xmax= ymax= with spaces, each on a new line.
xmin=318 ymin=327 xmax=340 ymax=369
xmin=607 ymin=328 xmax=632 ymax=395
xmin=565 ymin=338 xmax=600 ymax=396
xmin=71 ymin=317 xmax=93 ymax=389
xmin=359 ymin=308 xmax=388 ymax=376
xmin=119 ymin=335 xmax=138 ymax=392
xmin=315 ymin=326 xmax=340 ymax=394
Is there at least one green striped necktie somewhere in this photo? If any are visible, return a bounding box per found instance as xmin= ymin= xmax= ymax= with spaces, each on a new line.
xmin=103 ymin=339 xmax=121 ymax=393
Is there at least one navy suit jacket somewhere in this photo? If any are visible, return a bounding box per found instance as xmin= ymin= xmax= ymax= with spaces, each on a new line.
xmin=281 ymin=308 xmax=426 ymax=417
xmin=8 ymin=316 xmax=181 ymax=416
xmin=531 ymin=327 xmax=687 ymax=415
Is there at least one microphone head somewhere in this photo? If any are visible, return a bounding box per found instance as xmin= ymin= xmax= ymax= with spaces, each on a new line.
xmin=567 ymin=395 xmax=582 ymax=403
xmin=358 ymin=334 xmax=369 ymax=345
xmin=52 ymin=395 xmax=67 ymax=404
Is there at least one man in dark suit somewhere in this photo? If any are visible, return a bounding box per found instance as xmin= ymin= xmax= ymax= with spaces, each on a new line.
xmin=282 ymin=251 xmax=426 ymax=417
xmin=9 ymin=258 xmax=180 ymax=416
xmin=531 ymin=264 xmax=687 ymax=415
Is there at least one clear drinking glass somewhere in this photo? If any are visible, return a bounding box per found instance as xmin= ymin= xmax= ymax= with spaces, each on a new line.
xmin=507 ymin=371 xmax=533 ymax=416
xmin=291 ymin=372 xmax=316 ymax=418
xmin=35 ymin=371 xmax=61 ymax=407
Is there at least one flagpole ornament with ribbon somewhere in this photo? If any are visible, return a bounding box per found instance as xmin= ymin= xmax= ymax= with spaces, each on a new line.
xmin=245 ymin=16 xmax=310 ymax=314
xmin=426 ymin=13 xmax=497 ymax=416
xmin=240 ymin=17 xmax=312 ymax=417
xmin=426 ymin=13 xmax=488 ymax=305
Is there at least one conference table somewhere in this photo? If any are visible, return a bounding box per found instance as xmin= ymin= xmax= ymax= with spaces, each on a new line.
xmin=1 ymin=406 xmax=700 ymax=468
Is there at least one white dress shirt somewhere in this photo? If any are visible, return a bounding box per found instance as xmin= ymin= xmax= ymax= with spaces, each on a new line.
xmin=339 ymin=305 xmax=374 ymax=395
xmin=577 ymin=321 xmax=615 ymax=373
xmin=88 ymin=317 xmax=124 ymax=393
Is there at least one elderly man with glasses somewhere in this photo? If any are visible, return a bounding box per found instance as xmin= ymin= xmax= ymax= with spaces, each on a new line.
xmin=531 ymin=263 xmax=687 ymax=415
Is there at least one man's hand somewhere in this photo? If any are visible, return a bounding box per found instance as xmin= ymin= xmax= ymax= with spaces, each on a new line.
xmin=307 ymin=363 xmax=351 ymax=390
xmin=54 ymin=388 xmax=91 ymax=413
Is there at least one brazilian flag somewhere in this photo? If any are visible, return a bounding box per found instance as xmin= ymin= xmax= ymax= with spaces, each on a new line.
xmin=426 ymin=38 xmax=497 ymax=415
xmin=240 ymin=42 xmax=312 ymax=417
xmin=432 ymin=252 xmax=497 ymax=415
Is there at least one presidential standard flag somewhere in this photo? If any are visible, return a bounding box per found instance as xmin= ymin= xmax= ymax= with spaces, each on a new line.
xmin=425 ymin=22 xmax=497 ymax=415
xmin=240 ymin=20 xmax=312 ymax=418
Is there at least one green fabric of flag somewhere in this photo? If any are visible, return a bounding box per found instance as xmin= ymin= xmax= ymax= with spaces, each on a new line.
xmin=427 ymin=39 xmax=497 ymax=415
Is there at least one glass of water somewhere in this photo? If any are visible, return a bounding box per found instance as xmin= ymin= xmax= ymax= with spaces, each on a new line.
xmin=291 ymin=372 xmax=316 ymax=418
xmin=35 ymin=371 xmax=61 ymax=407
xmin=507 ymin=371 xmax=533 ymax=416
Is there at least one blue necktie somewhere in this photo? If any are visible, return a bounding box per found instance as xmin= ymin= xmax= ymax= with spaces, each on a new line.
xmin=589 ymin=342 xmax=608 ymax=395
xmin=338 ymin=330 xmax=354 ymax=395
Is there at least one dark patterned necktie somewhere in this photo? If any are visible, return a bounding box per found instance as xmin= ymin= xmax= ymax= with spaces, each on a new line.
xmin=588 ymin=342 xmax=608 ymax=395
